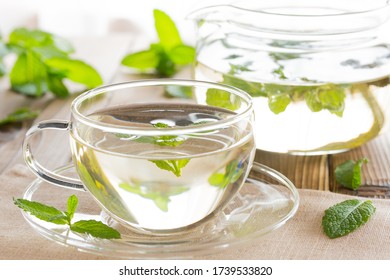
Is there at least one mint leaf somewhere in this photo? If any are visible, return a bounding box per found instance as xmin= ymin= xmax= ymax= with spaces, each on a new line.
xmin=0 ymin=107 xmax=39 ymax=127
xmin=152 ymin=122 xmax=186 ymax=147
xmin=66 ymin=195 xmax=78 ymax=222
xmin=119 ymin=182 xmax=188 ymax=212
xmin=46 ymin=73 xmax=69 ymax=98
xmin=121 ymin=49 xmax=160 ymax=70
xmin=335 ymin=158 xmax=369 ymax=190
xmin=322 ymin=199 xmax=375 ymax=239
xmin=155 ymin=50 xmax=176 ymax=77
xmin=9 ymin=28 xmax=74 ymax=54
xmin=268 ymin=92 xmax=291 ymax=114
xmin=150 ymin=159 xmax=190 ymax=177
xmin=272 ymin=66 xmax=287 ymax=80
xmin=206 ymin=88 xmax=241 ymax=110
xmin=119 ymin=182 xmax=170 ymax=212
xmin=14 ymin=198 xmax=69 ymax=225
xmin=44 ymin=57 xmax=103 ymax=88
xmin=70 ymin=220 xmax=121 ymax=239
xmin=6 ymin=28 xmax=102 ymax=97
xmin=208 ymin=160 xmax=244 ymax=188
xmin=10 ymin=51 xmax=47 ymax=96
xmin=208 ymin=173 xmax=226 ymax=188
xmin=121 ymin=122 xmax=186 ymax=147
xmin=154 ymin=9 xmax=182 ymax=50
xmin=168 ymin=45 xmax=195 ymax=65
xmin=220 ymin=62 xmax=348 ymax=116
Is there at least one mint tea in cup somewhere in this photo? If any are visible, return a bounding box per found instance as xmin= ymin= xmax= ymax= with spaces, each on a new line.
xmin=23 ymin=79 xmax=255 ymax=234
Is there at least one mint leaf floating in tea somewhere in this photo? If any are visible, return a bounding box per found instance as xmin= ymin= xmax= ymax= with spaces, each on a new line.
xmin=217 ymin=60 xmax=348 ymax=115
xmin=119 ymin=181 xmax=188 ymax=212
xmin=150 ymin=159 xmax=190 ymax=177
xmin=14 ymin=195 xmax=121 ymax=239
xmin=153 ymin=122 xmax=186 ymax=147
xmin=335 ymin=158 xmax=369 ymax=190
xmin=208 ymin=160 xmax=244 ymax=188
xmin=121 ymin=9 xmax=195 ymax=77
xmin=268 ymin=92 xmax=291 ymax=114
xmin=322 ymin=199 xmax=375 ymax=239
xmin=6 ymin=28 xmax=103 ymax=97
xmin=0 ymin=107 xmax=39 ymax=128
xmin=206 ymin=88 xmax=242 ymax=111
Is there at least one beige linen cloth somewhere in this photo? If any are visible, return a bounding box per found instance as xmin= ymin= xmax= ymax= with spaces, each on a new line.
xmin=1 ymin=164 xmax=390 ymax=260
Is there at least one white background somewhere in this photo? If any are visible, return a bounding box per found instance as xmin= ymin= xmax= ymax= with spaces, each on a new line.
xmin=0 ymin=0 xmax=208 ymax=43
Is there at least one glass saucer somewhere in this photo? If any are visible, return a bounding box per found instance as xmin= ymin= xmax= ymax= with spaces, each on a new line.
xmin=21 ymin=162 xmax=299 ymax=259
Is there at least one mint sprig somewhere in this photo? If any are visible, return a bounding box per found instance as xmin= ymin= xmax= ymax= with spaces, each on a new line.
xmin=121 ymin=9 xmax=195 ymax=77
xmin=14 ymin=195 xmax=121 ymax=239
xmin=322 ymin=199 xmax=375 ymax=239
xmin=335 ymin=158 xmax=369 ymax=190
xmin=4 ymin=28 xmax=103 ymax=98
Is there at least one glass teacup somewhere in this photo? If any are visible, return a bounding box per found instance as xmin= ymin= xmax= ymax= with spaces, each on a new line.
xmin=23 ymin=79 xmax=255 ymax=234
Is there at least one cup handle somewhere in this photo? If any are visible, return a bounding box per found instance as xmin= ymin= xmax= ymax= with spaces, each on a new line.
xmin=23 ymin=120 xmax=85 ymax=191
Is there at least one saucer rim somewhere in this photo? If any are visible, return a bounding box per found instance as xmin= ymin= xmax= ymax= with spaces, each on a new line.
xmin=20 ymin=162 xmax=299 ymax=259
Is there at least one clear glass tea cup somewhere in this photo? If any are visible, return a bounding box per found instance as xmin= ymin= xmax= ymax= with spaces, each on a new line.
xmin=23 ymin=79 xmax=256 ymax=234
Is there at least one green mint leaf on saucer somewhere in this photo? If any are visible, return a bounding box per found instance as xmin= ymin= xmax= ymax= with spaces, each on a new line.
xmin=14 ymin=195 xmax=121 ymax=239
xmin=335 ymin=158 xmax=369 ymax=190
xmin=322 ymin=199 xmax=375 ymax=239
xmin=66 ymin=195 xmax=78 ymax=222
xmin=14 ymin=198 xmax=69 ymax=225
xmin=0 ymin=107 xmax=39 ymax=127
xmin=121 ymin=9 xmax=195 ymax=77
xmin=6 ymin=27 xmax=102 ymax=98
xmin=70 ymin=220 xmax=121 ymax=239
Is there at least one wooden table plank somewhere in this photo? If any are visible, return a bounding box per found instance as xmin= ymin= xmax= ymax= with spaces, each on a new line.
xmin=255 ymin=151 xmax=329 ymax=191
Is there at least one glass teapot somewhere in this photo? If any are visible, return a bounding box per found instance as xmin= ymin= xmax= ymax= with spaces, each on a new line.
xmin=190 ymin=0 xmax=390 ymax=155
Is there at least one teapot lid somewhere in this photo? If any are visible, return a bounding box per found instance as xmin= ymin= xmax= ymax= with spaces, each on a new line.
xmin=188 ymin=0 xmax=390 ymax=35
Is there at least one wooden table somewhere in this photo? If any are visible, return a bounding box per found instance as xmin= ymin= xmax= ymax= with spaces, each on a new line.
xmin=1 ymin=34 xmax=390 ymax=200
